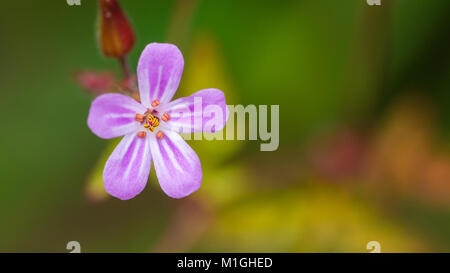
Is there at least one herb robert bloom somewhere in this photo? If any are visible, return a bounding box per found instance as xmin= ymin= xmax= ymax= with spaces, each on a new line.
xmin=87 ymin=43 xmax=228 ymax=200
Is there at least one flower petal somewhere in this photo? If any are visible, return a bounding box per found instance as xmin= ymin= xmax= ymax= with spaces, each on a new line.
xmin=87 ymin=93 xmax=146 ymax=139
xmin=137 ymin=43 xmax=184 ymax=107
xmin=150 ymin=130 xmax=202 ymax=198
xmin=103 ymin=133 xmax=152 ymax=200
xmin=160 ymin=88 xmax=229 ymax=133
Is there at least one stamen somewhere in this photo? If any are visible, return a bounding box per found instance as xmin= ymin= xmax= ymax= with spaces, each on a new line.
xmin=137 ymin=131 xmax=147 ymax=138
xmin=135 ymin=114 xmax=145 ymax=122
xmin=156 ymin=131 xmax=164 ymax=140
xmin=161 ymin=113 xmax=170 ymax=122
xmin=144 ymin=114 xmax=160 ymax=132
xmin=151 ymin=99 xmax=160 ymax=107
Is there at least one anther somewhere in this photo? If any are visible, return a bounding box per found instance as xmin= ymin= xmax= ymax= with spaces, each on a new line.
xmin=137 ymin=131 xmax=147 ymax=138
xmin=161 ymin=113 xmax=170 ymax=122
xmin=156 ymin=131 xmax=164 ymax=140
xmin=135 ymin=114 xmax=145 ymax=122
xmin=151 ymin=100 xmax=160 ymax=107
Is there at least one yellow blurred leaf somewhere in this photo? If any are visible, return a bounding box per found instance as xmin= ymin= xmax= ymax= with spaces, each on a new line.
xmin=198 ymin=183 xmax=429 ymax=252
xmin=84 ymin=139 xmax=120 ymax=202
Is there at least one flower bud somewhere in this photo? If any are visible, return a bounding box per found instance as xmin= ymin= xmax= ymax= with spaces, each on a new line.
xmin=98 ymin=0 xmax=135 ymax=58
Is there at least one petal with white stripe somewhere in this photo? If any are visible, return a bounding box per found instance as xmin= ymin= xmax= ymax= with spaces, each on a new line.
xmin=87 ymin=93 xmax=146 ymax=139
xmin=137 ymin=43 xmax=184 ymax=106
xmin=149 ymin=130 xmax=202 ymax=198
xmin=103 ymin=133 xmax=152 ymax=200
xmin=161 ymin=88 xmax=229 ymax=133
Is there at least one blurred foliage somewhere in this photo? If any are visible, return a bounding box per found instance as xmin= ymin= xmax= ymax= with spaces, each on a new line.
xmin=196 ymin=183 xmax=428 ymax=252
xmin=0 ymin=0 xmax=449 ymax=252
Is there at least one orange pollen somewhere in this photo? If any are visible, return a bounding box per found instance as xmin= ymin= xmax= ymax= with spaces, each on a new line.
xmin=156 ymin=131 xmax=164 ymax=140
xmin=135 ymin=114 xmax=145 ymax=122
xmin=137 ymin=131 xmax=147 ymax=138
xmin=151 ymin=100 xmax=160 ymax=107
xmin=161 ymin=113 xmax=170 ymax=122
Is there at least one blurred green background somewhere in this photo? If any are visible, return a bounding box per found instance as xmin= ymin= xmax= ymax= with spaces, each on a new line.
xmin=0 ymin=0 xmax=449 ymax=252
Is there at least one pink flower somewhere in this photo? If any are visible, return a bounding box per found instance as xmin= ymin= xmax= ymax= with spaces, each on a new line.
xmin=87 ymin=43 xmax=228 ymax=200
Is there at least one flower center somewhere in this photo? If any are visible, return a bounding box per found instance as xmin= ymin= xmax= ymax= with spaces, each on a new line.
xmin=143 ymin=113 xmax=160 ymax=132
